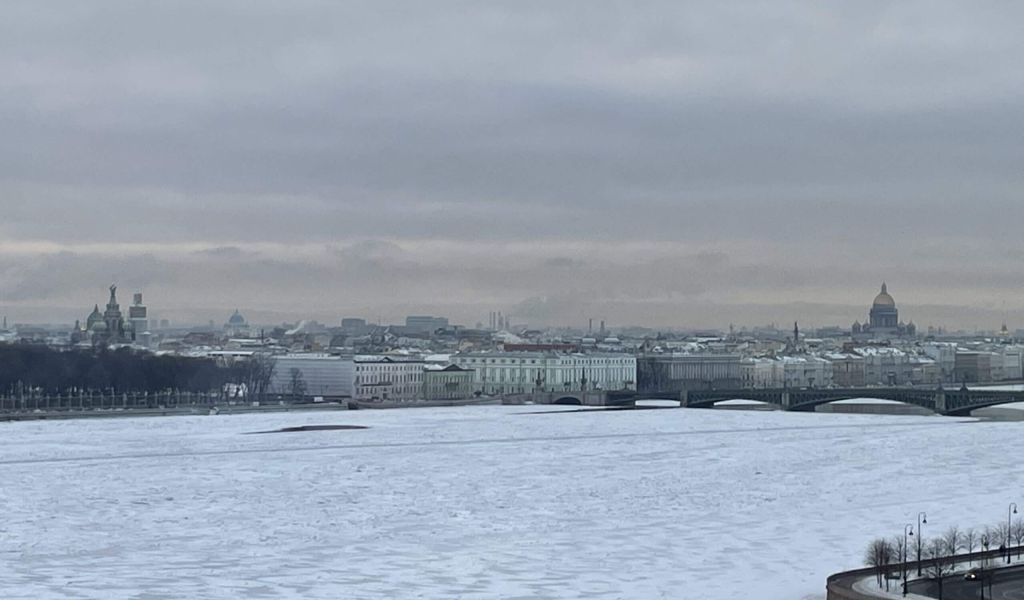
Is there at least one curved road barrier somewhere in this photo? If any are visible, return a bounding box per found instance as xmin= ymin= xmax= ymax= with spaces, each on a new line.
xmin=827 ymin=546 xmax=1024 ymax=599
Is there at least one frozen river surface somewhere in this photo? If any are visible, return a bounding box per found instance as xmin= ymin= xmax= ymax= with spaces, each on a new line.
xmin=0 ymin=406 xmax=1020 ymax=599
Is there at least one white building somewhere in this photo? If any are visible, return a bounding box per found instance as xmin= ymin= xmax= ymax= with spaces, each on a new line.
xmin=740 ymin=356 xmax=833 ymax=388
xmin=908 ymin=356 xmax=941 ymax=386
xmin=994 ymin=346 xmax=1024 ymax=381
xmin=856 ymin=347 xmax=913 ymax=386
xmin=452 ymin=352 xmax=636 ymax=396
xmin=422 ymin=364 xmax=476 ymax=401
xmin=354 ymin=356 xmax=426 ymax=402
xmin=268 ymin=354 xmax=355 ymax=399
xmin=775 ymin=356 xmax=833 ymax=389
xmin=741 ymin=358 xmax=777 ymax=388
xmin=921 ymin=342 xmax=957 ymax=383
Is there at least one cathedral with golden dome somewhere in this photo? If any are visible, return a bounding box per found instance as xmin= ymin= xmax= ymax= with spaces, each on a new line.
xmin=852 ymin=283 xmax=916 ymax=338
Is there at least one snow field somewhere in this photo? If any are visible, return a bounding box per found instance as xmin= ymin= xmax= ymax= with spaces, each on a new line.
xmin=0 ymin=406 xmax=1020 ymax=599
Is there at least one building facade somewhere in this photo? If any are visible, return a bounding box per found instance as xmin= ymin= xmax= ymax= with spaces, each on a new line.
xmin=268 ymin=353 xmax=355 ymax=399
xmin=422 ymin=364 xmax=476 ymax=401
xmin=354 ymin=356 xmax=426 ymax=402
xmin=739 ymin=356 xmax=833 ymax=388
xmin=452 ymin=352 xmax=636 ymax=396
xmin=954 ymin=352 xmax=994 ymax=383
xmin=404 ymin=315 xmax=449 ymax=333
xmin=636 ymin=354 xmax=743 ymax=391
xmin=857 ymin=347 xmax=914 ymax=385
xmin=825 ymin=353 xmax=866 ymax=387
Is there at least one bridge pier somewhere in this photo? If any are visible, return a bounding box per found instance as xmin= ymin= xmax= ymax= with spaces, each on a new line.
xmin=679 ymin=390 xmax=689 ymax=408
xmin=934 ymin=390 xmax=946 ymax=414
xmin=781 ymin=392 xmax=791 ymax=410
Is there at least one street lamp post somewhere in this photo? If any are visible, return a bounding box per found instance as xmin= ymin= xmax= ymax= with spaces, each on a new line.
xmin=1008 ymin=502 xmax=1018 ymax=564
xmin=904 ymin=523 xmax=915 ymax=593
xmin=917 ymin=512 xmax=928 ymax=576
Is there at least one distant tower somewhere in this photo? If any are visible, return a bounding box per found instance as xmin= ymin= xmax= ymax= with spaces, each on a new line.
xmin=129 ymin=292 xmax=148 ymax=343
xmin=103 ymin=284 xmax=126 ymax=340
xmin=793 ymin=321 xmax=799 ymax=345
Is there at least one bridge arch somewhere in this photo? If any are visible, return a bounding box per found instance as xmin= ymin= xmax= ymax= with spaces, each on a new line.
xmin=552 ymin=396 xmax=583 ymax=406
xmin=786 ymin=391 xmax=937 ymax=413
xmin=711 ymin=398 xmax=779 ymax=410
xmin=634 ymin=398 xmax=683 ymax=408
xmin=797 ymin=396 xmax=935 ymax=414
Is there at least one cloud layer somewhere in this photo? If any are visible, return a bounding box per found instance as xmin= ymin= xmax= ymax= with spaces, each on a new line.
xmin=3 ymin=2 xmax=1024 ymax=328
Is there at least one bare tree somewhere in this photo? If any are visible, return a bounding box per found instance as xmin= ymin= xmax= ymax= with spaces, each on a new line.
xmin=866 ymin=538 xmax=894 ymax=589
xmin=892 ymin=534 xmax=909 ymax=583
xmin=943 ymin=526 xmax=961 ymax=563
xmin=982 ymin=527 xmax=997 ymax=567
xmin=963 ymin=528 xmax=977 ymax=567
xmin=288 ymin=367 xmax=307 ymax=400
xmin=992 ymin=522 xmax=1011 ymax=563
xmin=1013 ymin=517 xmax=1024 ymax=559
xmin=236 ymin=353 xmax=276 ymax=401
xmin=928 ymin=537 xmax=954 ymax=599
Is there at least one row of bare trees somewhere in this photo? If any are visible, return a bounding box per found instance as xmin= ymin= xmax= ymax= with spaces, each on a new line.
xmin=865 ymin=520 xmax=1024 ymax=592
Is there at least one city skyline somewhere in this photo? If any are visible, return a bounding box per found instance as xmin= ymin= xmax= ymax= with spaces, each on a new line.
xmin=1 ymin=280 xmax=1022 ymax=335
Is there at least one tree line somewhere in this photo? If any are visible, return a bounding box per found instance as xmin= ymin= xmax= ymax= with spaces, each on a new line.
xmin=865 ymin=519 xmax=1024 ymax=595
xmin=0 ymin=344 xmax=275 ymax=396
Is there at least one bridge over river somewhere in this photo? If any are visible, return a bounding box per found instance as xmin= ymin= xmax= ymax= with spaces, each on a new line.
xmin=508 ymin=387 xmax=1024 ymax=416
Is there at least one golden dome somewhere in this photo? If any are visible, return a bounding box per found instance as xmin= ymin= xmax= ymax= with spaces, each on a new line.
xmin=872 ymin=283 xmax=896 ymax=308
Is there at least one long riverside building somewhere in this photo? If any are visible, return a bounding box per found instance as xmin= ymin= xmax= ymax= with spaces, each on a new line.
xmin=451 ymin=352 xmax=636 ymax=396
xmin=268 ymin=353 xmax=355 ymax=398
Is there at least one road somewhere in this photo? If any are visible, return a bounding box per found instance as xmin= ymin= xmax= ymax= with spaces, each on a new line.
xmin=909 ymin=564 xmax=1024 ymax=600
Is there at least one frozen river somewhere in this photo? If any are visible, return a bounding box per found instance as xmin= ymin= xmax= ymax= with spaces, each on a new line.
xmin=0 ymin=406 xmax=1020 ymax=599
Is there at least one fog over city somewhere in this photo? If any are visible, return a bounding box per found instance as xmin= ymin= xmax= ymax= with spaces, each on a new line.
xmin=3 ymin=2 xmax=1024 ymax=327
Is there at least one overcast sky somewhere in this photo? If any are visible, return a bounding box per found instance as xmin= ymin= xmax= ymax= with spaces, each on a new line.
xmin=3 ymin=1 xmax=1024 ymax=329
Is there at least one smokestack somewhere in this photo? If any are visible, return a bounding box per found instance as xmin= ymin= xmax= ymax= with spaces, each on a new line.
xmin=600 ymin=320 xmax=605 ymax=334
xmin=589 ymin=318 xmax=593 ymax=334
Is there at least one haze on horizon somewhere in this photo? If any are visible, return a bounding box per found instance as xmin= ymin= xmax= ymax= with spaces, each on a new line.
xmin=3 ymin=2 xmax=1024 ymax=330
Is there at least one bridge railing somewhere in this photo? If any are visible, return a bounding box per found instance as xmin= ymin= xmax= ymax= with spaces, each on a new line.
xmin=0 ymin=391 xmax=228 ymax=412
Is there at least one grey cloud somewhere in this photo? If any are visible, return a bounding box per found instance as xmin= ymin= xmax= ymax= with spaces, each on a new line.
xmin=192 ymin=246 xmax=251 ymax=259
xmin=2 ymin=2 xmax=1024 ymax=327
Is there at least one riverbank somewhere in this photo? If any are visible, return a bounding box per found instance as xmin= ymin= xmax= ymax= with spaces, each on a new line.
xmin=0 ymin=402 xmax=351 ymax=421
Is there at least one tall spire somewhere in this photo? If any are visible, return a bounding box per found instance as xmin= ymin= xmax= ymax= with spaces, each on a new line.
xmin=881 ymin=282 xmax=887 ymax=294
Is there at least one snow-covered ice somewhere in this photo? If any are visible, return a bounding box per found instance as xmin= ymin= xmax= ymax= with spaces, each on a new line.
xmin=0 ymin=407 xmax=1020 ymax=599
